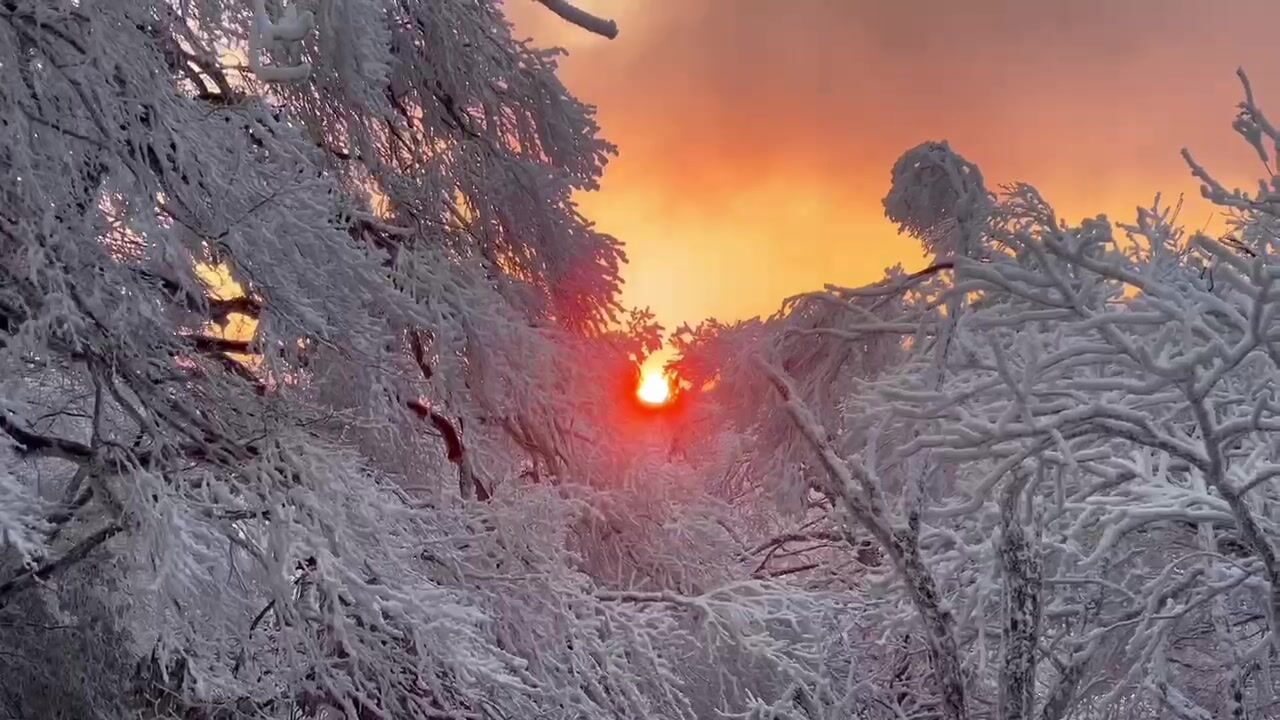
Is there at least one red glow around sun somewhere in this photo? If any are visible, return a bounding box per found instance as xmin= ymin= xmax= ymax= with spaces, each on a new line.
xmin=636 ymin=370 xmax=671 ymax=406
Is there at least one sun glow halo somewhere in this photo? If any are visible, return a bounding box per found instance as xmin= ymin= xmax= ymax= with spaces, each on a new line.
xmin=636 ymin=370 xmax=672 ymax=406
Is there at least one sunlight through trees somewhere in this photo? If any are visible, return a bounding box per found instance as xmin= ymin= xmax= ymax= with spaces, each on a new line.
xmin=3 ymin=2 xmax=1280 ymax=719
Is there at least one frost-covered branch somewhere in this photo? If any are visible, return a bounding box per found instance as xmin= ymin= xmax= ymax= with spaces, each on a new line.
xmin=759 ymin=359 xmax=969 ymax=720
xmin=0 ymin=522 xmax=122 ymax=607
xmin=249 ymin=0 xmax=314 ymax=82
xmin=677 ymin=77 xmax=1280 ymax=718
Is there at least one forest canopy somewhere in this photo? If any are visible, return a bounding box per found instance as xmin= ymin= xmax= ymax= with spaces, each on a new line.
xmin=3 ymin=2 xmax=1280 ymax=720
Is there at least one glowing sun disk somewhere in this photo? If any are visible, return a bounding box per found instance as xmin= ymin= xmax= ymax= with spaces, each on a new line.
xmin=636 ymin=371 xmax=671 ymax=406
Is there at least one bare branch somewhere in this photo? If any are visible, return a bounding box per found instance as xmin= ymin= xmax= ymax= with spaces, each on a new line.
xmin=533 ymin=0 xmax=618 ymax=38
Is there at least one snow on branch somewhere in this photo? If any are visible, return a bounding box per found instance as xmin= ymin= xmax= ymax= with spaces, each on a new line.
xmin=250 ymin=0 xmax=315 ymax=82
xmin=757 ymin=358 xmax=969 ymax=720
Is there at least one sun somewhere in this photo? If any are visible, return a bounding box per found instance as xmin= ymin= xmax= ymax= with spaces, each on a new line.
xmin=636 ymin=370 xmax=671 ymax=406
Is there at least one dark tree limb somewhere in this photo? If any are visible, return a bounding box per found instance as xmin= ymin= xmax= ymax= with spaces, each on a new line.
xmin=208 ymin=295 xmax=261 ymax=323
xmin=184 ymin=334 xmax=252 ymax=355
xmin=0 ymin=412 xmax=92 ymax=461
xmin=407 ymin=400 xmax=489 ymax=501
xmin=997 ymin=469 xmax=1042 ymax=720
xmin=533 ymin=0 xmax=618 ymax=38
xmin=0 ymin=523 xmax=123 ymax=607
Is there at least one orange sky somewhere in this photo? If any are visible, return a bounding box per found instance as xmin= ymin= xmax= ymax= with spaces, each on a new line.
xmin=508 ymin=0 xmax=1280 ymax=363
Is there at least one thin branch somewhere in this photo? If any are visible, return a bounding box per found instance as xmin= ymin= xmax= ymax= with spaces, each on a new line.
xmin=0 ymin=523 xmax=123 ymax=606
xmin=184 ymin=334 xmax=253 ymax=355
xmin=407 ymin=400 xmax=490 ymax=501
xmin=0 ymin=412 xmax=92 ymax=462
xmin=533 ymin=0 xmax=618 ymax=38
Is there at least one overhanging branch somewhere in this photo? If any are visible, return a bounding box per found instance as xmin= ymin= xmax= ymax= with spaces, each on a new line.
xmin=0 ymin=522 xmax=123 ymax=607
xmin=0 ymin=412 xmax=92 ymax=462
xmin=533 ymin=0 xmax=618 ymax=39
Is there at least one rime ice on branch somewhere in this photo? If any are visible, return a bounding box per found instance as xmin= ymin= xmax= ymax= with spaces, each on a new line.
xmin=0 ymin=2 xmax=723 ymax=719
xmin=674 ymin=70 xmax=1280 ymax=720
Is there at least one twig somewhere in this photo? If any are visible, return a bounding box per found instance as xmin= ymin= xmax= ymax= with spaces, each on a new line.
xmin=533 ymin=0 xmax=618 ymax=38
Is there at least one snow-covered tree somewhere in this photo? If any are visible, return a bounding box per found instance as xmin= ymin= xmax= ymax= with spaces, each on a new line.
xmin=20 ymin=1 xmax=1280 ymax=718
xmin=0 ymin=2 xmax=825 ymax=719
xmin=675 ymin=69 xmax=1280 ymax=720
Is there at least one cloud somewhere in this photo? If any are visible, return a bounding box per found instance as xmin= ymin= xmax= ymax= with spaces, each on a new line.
xmin=509 ymin=0 xmax=1280 ymax=329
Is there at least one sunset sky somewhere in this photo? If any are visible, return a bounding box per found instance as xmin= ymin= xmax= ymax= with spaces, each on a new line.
xmin=508 ymin=0 xmax=1280 ymax=364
